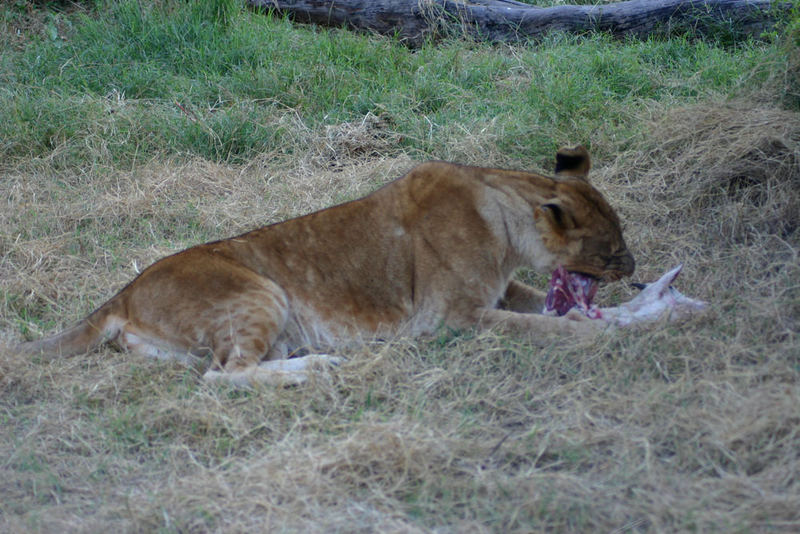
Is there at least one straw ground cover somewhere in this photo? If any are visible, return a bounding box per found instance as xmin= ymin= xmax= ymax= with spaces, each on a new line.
xmin=2 ymin=0 xmax=799 ymax=531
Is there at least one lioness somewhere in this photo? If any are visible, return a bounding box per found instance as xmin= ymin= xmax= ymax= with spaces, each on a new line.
xmin=17 ymin=147 xmax=634 ymax=386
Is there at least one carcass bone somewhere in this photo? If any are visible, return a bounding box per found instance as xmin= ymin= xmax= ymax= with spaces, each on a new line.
xmin=543 ymin=264 xmax=707 ymax=326
xmin=595 ymin=264 xmax=707 ymax=326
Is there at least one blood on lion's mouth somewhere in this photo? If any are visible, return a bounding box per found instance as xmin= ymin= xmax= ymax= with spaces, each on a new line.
xmin=544 ymin=266 xmax=600 ymax=318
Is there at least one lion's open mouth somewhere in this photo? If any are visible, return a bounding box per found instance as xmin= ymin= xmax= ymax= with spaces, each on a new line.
xmin=544 ymin=266 xmax=599 ymax=317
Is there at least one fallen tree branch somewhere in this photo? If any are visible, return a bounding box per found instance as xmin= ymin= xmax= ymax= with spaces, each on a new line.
xmin=247 ymin=0 xmax=787 ymax=46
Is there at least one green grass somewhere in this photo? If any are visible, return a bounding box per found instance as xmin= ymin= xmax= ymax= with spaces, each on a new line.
xmin=0 ymin=0 xmax=786 ymax=167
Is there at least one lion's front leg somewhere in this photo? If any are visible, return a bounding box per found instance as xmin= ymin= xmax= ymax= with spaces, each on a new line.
xmin=498 ymin=280 xmax=547 ymax=313
xmin=468 ymin=307 xmax=605 ymax=339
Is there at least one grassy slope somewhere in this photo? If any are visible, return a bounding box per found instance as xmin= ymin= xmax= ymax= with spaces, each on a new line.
xmin=1 ymin=0 xmax=799 ymax=532
xmin=0 ymin=1 xmax=774 ymax=167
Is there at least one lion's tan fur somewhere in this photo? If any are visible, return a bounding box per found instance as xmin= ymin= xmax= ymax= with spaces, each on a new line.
xmin=18 ymin=148 xmax=634 ymax=385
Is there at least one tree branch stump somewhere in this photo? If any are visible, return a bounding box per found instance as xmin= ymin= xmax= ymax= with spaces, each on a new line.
xmin=247 ymin=0 xmax=787 ymax=46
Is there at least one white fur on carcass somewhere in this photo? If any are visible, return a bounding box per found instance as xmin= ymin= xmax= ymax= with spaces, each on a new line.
xmin=595 ymin=264 xmax=707 ymax=326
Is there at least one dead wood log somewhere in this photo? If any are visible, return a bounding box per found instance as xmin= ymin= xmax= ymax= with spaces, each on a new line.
xmin=246 ymin=0 xmax=786 ymax=46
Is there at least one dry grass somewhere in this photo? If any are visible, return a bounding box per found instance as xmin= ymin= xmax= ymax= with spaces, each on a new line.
xmin=2 ymin=101 xmax=799 ymax=532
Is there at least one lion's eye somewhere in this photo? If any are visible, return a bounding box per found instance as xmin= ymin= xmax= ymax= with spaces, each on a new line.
xmin=543 ymin=203 xmax=565 ymax=226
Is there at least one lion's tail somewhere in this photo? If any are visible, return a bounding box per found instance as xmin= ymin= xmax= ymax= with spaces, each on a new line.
xmin=15 ymin=302 xmax=123 ymax=358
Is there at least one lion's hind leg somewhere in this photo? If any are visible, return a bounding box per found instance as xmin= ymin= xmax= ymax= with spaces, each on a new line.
xmin=119 ymin=326 xmax=206 ymax=366
xmin=119 ymin=276 xmax=291 ymax=379
xmin=196 ymin=278 xmax=292 ymax=379
xmin=204 ymin=354 xmax=344 ymax=387
xmin=196 ymin=277 xmax=343 ymax=387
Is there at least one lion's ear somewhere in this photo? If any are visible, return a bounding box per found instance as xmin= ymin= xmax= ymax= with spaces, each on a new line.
xmin=534 ymin=202 xmax=576 ymax=234
xmin=555 ymin=145 xmax=591 ymax=181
